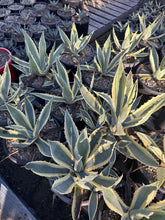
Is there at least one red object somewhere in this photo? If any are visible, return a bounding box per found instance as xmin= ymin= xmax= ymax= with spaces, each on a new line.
xmin=0 ymin=48 xmax=17 ymax=82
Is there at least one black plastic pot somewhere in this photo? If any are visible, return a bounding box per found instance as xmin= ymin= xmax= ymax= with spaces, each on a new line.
xmin=72 ymin=15 xmax=89 ymax=37
xmin=60 ymin=44 xmax=94 ymax=80
xmin=136 ymin=63 xmax=165 ymax=96
xmin=47 ymin=2 xmax=63 ymax=14
xmin=82 ymin=71 xmax=113 ymax=93
xmin=41 ymin=15 xmax=60 ymax=29
xmin=57 ymin=6 xmax=76 ymax=20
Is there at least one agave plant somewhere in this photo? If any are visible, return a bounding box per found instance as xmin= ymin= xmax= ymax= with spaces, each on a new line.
xmin=25 ymin=110 xmax=121 ymax=220
xmin=138 ymin=13 xmax=165 ymax=48
xmin=75 ymin=60 xmax=165 ymax=167
xmin=58 ymin=22 xmax=93 ymax=58
xmin=103 ymin=182 xmax=165 ymax=220
xmin=31 ymin=60 xmax=82 ymax=105
xmin=112 ymin=25 xmax=147 ymax=59
xmin=0 ymin=98 xmax=53 ymax=157
xmin=80 ymin=35 xmax=124 ymax=77
xmin=138 ymin=46 xmax=165 ymax=80
xmin=77 ymin=60 xmax=165 ymax=136
xmin=10 ymin=30 xmax=63 ymax=79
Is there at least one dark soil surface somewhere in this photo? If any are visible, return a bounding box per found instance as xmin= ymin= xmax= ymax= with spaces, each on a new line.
xmin=0 ymin=139 xmax=88 ymax=220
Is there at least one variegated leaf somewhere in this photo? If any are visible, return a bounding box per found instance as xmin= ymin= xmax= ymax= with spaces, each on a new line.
xmin=103 ymin=187 xmax=128 ymax=215
xmin=26 ymin=161 xmax=69 ymax=177
xmin=64 ymin=110 xmax=79 ymax=154
xmin=51 ymin=173 xmax=75 ymax=194
xmin=49 ymin=140 xmax=74 ymax=170
xmin=88 ymin=191 xmax=98 ymax=220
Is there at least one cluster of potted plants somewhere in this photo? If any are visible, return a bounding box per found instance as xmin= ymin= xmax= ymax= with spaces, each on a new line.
xmin=0 ymin=0 xmax=89 ymax=61
xmin=0 ymin=0 xmax=165 ymax=220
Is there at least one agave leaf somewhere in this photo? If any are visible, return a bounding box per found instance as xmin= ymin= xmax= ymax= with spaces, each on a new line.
xmin=31 ymin=92 xmax=66 ymax=102
xmin=12 ymin=138 xmax=35 ymax=148
xmin=23 ymin=29 xmax=40 ymax=65
xmin=0 ymin=63 xmax=11 ymax=102
xmin=0 ymin=127 xmax=26 ymax=139
xmin=103 ymin=36 xmax=111 ymax=70
xmin=72 ymin=65 xmax=82 ymax=98
xmin=124 ymin=93 xmax=165 ymax=128
xmin=49 ymin=140 xmax=74 ymax=170
xmin=75 ymin=128 xmax=90 ymax=165
xmin=86 ymin=139 xmax=114 ymax=171
xmin=150 ymin=47 xmax=159 ymax=74
xmin=59 ymin=27 xmax=71 ymax=50
xmin=80 ymin=109 xmax=96 ymax=130
xmin=47 ymin=43 xmax=56 ymax=69
xmin=122 ymin=25 xmax=130 ymax=49
xmin=35 ymin=137 xmax=51 ymax=157
xmin=25 ymin=161 xmax=69 ymax=177
xmin=10 ymin=55 xmax=29 ymax=69
xmin=92 ymin=175 xmax=118 ymax=188
xmin=73 ymin=149 xmax=83 ymax=172
xmin=28 ymin=51 xmax=44 ymax=75
xmin=6 ymin=104 xmax=33 ymax=132
xmin=34 ymin=100 xmax=52 ymax=137
xmin=71 ymin=185 xmax=82 ymax=220
xmin=64 ymin=110 xmax=79 ymax=154
xmin=75 ymin=77 xmax=105 ymax=115
xmin=88 ymin=191 xmax=98 ymax=220
xmin=113 ymin=28 xmax=121 ymax=50
xmin=89 ymin=128 xmax=102 ymax=157
xmin=148 ymin=199 xmax=165 ymax=210
xmin=6 ymin=124 xmax=33 ymax=139
xmin=51 ymin=173 xmax=75 ymax=194
xmin=24 ymin=98 xmax=35 ymax=129
xmin=136 ymin=132 xmax=165 ymax=163
xmin=157 ymin=167 xmax=165 ymax=188
xmin=148 ymin=210 xmax=165 ymax=220
xmin=101 ymin=149 xmax=116 ymax=176
xmin=39 ymin=32 xmax=46 ymax=66
xmin=112 ymin=59 xmax=125 ymax=117
xmin=54 ymin=60 xmax=70 ymax=88
xmin=103 ymin=187 xmax=128 ymax=216
xmin=129 ymin=209 xmax=154 ymax=219
xmin=96 ymin=40 xmax=105 ymax=70
xmin=130 ymin=185 xmax=157 ymax=210
xmin=124 ymin=134 xmax=159 ymax=167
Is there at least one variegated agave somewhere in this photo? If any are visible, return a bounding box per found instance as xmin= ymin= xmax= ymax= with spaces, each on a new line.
xmin=103 ymin=182 xmax=165 ymax=220
xmin=31 ymin=60 xmax=83 ymax=105
xmin=80 ymin=35 xmax=124 ymax=77
xmin=10 ymin=30 xmax=63 ymax=82
xmin=0 ymin=98 xmax=52 ymax=157
xmin=58 ymin=22 xmax=93 ymax=58
xmin=112 ymin=25 xmax=147 ymax=59
xmin=26 ymin=110 xmax=122 ymax=220
xmin=76 ymin=59 xmax=165 ymax=167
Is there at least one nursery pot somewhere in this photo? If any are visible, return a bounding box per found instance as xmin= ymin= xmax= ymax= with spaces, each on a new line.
xmin=72 ymin=15 xmax=89 ymax=37
xmin=60 ymin=44 xmax=94 ymax=80
xmin=0 ymin=48 xmax=17 ymax=82
xmin=136 ymin=63 xmax=165 ymax=95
